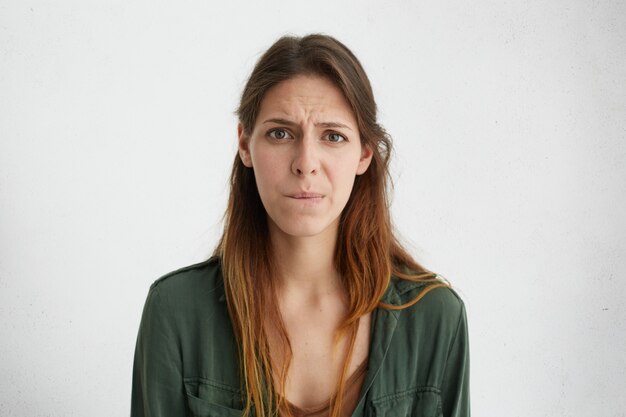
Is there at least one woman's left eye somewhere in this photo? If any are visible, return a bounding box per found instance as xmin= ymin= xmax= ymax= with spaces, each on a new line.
xmin=327 ymin=132 xmax=346 ymax=143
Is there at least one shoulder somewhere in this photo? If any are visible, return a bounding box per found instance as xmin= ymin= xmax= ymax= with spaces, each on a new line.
xmin=137 ymin=256 xmax=232 ymax=347
xmin=145 ymin=256 xmax=225 ymax=312
xmin=390 ymin=274 xmax=465 ymax=310
xmin=383 ymin=277 xmax=469 ymax=380
xmin=150 ymin=255 xmax=222 ymax=290
xmin=389 ymin=275 xmax=467 ymax=334
xmin=372 ymin=275 xmax=469 ymax=395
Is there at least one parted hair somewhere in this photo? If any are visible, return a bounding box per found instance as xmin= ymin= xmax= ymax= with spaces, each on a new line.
xmin=213 ymin=33 xmax=447 ymax=417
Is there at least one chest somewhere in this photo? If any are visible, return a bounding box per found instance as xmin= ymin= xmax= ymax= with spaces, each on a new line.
xmin=271 ymin=310 xmax=372 ymax=409
xmin=184 ymin=297 xmax=451 ymax=417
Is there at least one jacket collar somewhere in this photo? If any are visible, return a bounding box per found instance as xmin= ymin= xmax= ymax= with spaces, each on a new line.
xmin=380 ymin=275 xmax=431 ymax=305
xmin=351 ymin=277 xmax=430 ymax=415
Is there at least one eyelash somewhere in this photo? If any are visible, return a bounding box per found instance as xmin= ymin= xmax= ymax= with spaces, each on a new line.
xmin=267 ymin=129 xmax=347 ymax=143
xmin=327 ymin=132 xmax=347 ymax=143
xmin=267 ymin=129 xmax=293 ymax=140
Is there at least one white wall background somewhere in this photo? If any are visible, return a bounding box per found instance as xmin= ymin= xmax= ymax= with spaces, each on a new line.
xmin=1 ymin=0 xmax=625 ymax=416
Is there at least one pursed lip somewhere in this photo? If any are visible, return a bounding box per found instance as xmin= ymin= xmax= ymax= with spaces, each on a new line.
xmin=288 ymin=192 xmax=324 ymax=199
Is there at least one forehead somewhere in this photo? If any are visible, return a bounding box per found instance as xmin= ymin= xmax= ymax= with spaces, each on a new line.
xmin=256 ymin=75 xmax=357 ymax=125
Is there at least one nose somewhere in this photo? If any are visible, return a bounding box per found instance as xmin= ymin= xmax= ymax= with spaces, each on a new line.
xmin=291 ymin=134 xmax=319 ymax=176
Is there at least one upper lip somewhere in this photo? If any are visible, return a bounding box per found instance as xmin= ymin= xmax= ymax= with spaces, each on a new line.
xmin=289 ymin=192 xmax=324 ymax=199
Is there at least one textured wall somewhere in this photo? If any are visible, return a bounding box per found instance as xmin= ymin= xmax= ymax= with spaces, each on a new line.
xmin=1 ymin=1 xmax=625 ymax=416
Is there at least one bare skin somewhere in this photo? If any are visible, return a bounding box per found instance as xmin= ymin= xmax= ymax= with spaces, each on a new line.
xmin=238 ymin=75 xmax=374 ymax=408
xmin=266 ymin=220 xmax=372 ymax=408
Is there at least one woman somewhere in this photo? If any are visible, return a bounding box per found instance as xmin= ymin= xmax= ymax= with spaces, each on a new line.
xmin=131 ymin=34 xmax=470 ymax=417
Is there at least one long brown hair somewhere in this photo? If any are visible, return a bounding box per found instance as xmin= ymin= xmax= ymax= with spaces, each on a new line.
xmin=213 ymin=33 xmax=448 ymax=417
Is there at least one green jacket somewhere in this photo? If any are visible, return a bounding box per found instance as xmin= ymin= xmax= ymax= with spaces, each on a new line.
xmin=131 ymin=256 xmax=470 ymax=417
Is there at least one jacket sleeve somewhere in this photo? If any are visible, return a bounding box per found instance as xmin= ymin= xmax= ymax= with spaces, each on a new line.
xmin=440 ymin=300 xmax=470 ymax=417
xmin=131 ymin=285 xmax=186 ymax=417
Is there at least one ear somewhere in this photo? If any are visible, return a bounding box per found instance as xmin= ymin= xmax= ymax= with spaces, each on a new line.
xmin=356 ymin=143 xmax=374 ymax=175
xmin=237 ymin=123 xmax=253 ymax=168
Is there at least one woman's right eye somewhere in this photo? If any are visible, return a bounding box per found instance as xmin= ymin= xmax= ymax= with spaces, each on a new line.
xmin=268 ymin=129 xmax=292 ymax=140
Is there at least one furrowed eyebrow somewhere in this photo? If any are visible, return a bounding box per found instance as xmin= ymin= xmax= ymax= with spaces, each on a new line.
xmin=262 ymin=118 xmax=353 ymax=131
xmin=262 ymin=118 xmax=297 ymax=127
xmin=317 ymin=122 xmax=352 ymax=131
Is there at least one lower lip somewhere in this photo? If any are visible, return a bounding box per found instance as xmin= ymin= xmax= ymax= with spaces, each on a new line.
xmin=289 ymin=196 xmax=324 ymax=205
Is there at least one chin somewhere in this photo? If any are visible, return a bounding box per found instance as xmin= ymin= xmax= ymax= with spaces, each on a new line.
xmin=269 ymin=217 xmax=337 ymax=239
xmin=278 ymin=224 xmax=329 ymax=238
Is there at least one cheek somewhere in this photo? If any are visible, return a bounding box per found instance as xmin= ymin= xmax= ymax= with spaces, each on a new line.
xmin=250 ymin=140 xmax=269 ymax=169
xmin=250 ymin=149 xmax=284 ymax=191
xmin=329 ymin=159 xmax=360 ymax=196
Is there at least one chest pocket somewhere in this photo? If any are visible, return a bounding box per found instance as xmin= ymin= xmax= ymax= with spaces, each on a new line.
xmin=184 ymin=377 xmax=244 ymax=417
xmin=371 ymin=387 xmax=442 ymax=417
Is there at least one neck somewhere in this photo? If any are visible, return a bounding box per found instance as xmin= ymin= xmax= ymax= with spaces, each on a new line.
xmin=268 ymin=219 xmax=342 ymax=297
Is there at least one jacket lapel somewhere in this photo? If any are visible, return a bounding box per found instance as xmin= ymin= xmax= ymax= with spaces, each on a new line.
xmin=351 ymin=281 xmax=402 ymax=416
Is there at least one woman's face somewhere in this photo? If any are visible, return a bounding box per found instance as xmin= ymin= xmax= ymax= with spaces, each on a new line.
xmin=238 ymin=75 xmax=373 ymax=240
